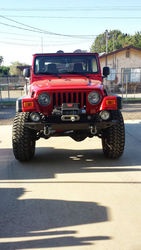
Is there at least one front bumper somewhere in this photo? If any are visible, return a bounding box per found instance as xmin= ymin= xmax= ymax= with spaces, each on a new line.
xmin=24 ymin=120 xmax=117 ymax=131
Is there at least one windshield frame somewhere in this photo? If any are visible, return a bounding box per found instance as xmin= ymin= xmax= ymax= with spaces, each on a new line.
xmin=33 ymin=54 xmax=100 ymax=76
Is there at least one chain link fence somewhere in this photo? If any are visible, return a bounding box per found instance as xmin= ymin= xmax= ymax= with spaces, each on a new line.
xmin=0 ymin=76 xmax=27 ymax=101
xmin=0 ymin=69 xmax=141 ymax=102
xmin=104 ymin=68 xmax=141 ymax=99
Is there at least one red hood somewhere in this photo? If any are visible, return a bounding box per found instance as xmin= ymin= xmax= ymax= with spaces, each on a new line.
xmin=30 ymin=78 xmax=103 ymax=92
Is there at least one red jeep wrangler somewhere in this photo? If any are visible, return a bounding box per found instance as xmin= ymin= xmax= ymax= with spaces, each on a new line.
xmin=12 ymin=52 xmax=125 ymax=161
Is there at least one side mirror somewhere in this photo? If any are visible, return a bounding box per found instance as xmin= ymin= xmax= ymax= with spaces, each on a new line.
xmin=23 ymin=68 xmax=30 ymax=78
xmin=103 ymin=67 xmax=110 ymax=77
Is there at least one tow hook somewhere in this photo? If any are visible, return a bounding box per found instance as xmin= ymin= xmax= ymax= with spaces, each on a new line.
xmin=90 ymin=126 xmax=97 ymax=135
xmin=44 ymin=126 xmax=51 ymax=136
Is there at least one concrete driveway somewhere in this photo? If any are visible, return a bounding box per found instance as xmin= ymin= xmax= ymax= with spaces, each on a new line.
xmin=0 ymin=121 xmax=141 ymax=250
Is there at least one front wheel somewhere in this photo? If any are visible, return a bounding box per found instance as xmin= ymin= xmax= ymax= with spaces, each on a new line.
xmin=12 ymin=112 xmax=36 ymax=161
xmin=102 ymin=110 xmax=125 ymax=158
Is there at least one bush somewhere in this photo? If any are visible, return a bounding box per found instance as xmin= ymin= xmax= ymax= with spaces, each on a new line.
xmin=0 ymin=66 xmax=10 ymax=76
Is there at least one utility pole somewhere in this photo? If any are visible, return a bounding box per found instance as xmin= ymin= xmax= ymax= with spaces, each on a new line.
xmin=113 ymin=32 xmax=115 ymax=68
xmin=105 ymin=29 xmax=108 ymax=54
xmin=105 ymin=29 xmax=108 ymax=66
xmin=113 ymin=33 xmax=115 ymax=51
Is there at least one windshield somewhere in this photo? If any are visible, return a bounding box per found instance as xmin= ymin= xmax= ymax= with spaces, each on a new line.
xmin=34 ymin=55 xmax=99 ymax=75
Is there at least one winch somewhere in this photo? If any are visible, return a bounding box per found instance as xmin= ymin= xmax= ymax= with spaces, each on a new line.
xmin=61 ymin=114 xmax=80 ymax=122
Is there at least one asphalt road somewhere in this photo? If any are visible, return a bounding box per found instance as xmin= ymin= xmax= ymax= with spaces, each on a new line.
xmin=0 ymin=120 xmax=141 ymax=250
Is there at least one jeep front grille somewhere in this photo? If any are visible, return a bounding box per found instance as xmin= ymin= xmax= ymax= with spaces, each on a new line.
xmin=53 ymin=91 xmax=87 ymax=108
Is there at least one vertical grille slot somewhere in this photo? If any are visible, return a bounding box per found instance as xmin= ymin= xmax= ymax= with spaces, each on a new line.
xmin=53 ymin=93 xmax=56 ymax=107
xmin=83 ymin=92 xmax=86 ymax=106
xmin=78 ymin=92 xmax=81 ymax=107
xmin=58 ymin=93 xmax=61 ymax=106
xmin=73 ymin=93 xmax=76 ymax=103
xmin=68 ymin=93 xmax=71 ymax=103
xmin=63 ymin=93 xmax=66 ymax=103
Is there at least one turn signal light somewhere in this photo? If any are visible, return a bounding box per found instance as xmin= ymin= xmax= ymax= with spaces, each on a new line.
xmin=23 ymin=101 xmax=34 ymax=108
xmin=105 ymin=99 xmax=116 ymax=106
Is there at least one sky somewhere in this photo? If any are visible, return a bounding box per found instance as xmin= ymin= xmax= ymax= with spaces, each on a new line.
xmin=0 ymin=0 xmax=141 ymax=66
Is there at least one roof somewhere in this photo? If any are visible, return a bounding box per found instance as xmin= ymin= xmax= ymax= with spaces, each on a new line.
xmin=99 ymin=45 xmax=141 ymax=59
xmin=17 ymin=65 xmax=31 ymax=70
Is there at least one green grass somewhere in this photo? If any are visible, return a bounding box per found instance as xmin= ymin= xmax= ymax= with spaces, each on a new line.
xmin=123 ymin=98 xmax=141 ymax=102
xmin=0 ymin=100 xmax=16 ymax=106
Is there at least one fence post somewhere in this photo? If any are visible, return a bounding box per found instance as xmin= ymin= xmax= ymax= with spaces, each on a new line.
xmin=7 ymin=77 xmax=10 ymax=99
xmin=0 ymin=86 xmax=2 ymax=100
xmin=126 ymin=74 xmax=128 ymax=100
xmin=121 ymin=69 xmax=124 ymax=99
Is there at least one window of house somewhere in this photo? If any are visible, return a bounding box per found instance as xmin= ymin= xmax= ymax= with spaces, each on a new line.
xmin=123 ymin=68 xmax=131 ymax=83
xmin=123 ymin=68 xmax=141 ymax=83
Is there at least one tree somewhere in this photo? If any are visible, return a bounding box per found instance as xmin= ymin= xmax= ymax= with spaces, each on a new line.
xmin=131 ymin=32 xmax=141 ymax=48
xmin=0 ymin=66 xmax=10 ymax=76
xmin=9 ymin=61 xmax=28 ymax=76
xmin=0 ymin=56 xmax=4 ymax=66
xmin=90 ymin=30 xmax=141 ymax=53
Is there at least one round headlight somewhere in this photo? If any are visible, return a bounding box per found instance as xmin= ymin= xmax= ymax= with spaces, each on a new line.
xmin=88 ymin=91 xmax=101 ymax=105
xmin=38 ymin=93 xmax=51 ymax=106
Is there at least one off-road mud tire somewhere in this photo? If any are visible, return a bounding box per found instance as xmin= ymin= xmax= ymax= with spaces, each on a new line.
xmin=102 ymin=110 xmax=125 ymax=158
xmin=12 ymin=112 xmax=36 ymax=161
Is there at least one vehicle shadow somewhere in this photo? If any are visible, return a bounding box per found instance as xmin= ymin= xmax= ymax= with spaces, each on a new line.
xmin=0 ymin=146 xmax=140 ymax=181
xmin=0 ymin=188 xmax=111 ymax=249
xmin=0 ymin=122 xmax=141 ymax=181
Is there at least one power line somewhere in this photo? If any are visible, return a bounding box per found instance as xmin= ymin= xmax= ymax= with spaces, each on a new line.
xmin=0 ymin=15 xmax=96 ymax=38
xmin=1 ymin=36 xmax=40 ymax=42
xmin=0 ymin=21 xmax=44 ymax=34
xmin=0 ymin=31 xmax=94 ymax=41
xmin=0 ymin=40 xmax=39 ymax=46
xmin=0 ymin=30 xmax=40 ymax=38
xmin=0 ymin=39 xmax=90 ymax=47
xmin=2 ymin=15 xmax=141 ymax=19
xmin=0 ymin=6 xmax=141 ymax=11
xmin=0 ymin=35 xmax=93 ymax=43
